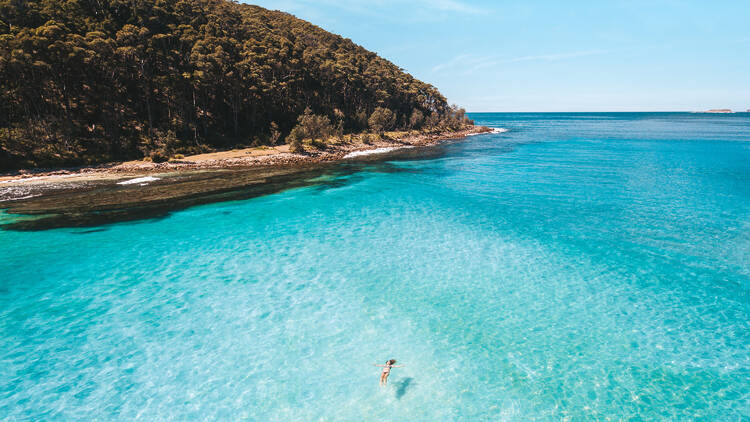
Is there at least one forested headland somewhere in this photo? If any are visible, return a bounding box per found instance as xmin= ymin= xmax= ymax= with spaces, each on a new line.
xmin=0 ymin=0 xmax=472 ymax=170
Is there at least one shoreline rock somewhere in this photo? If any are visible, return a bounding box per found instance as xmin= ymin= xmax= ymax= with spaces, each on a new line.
xmin=0 ymin=126 xmax=492 ymax=184
xmin=0 ymin=125 xmax=504 ymax=230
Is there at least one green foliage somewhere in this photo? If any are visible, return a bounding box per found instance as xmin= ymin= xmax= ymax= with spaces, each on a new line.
xmin=361 ymin=133 xmax=378 ymax=145
xmin=425 ymin=112 xmax=442 ymax=130
xmin=268 ymin=122 xmax=281 ymax=146
xmin=439 ymin=105 xmax=473 ymax=131
xmin=306 ymin=138 xmax=328 ymax=150
xmin=368 ymin=107 xmax=396 ymax=133
xmin=354 ymin=110 xmax=369 ymax=129
xmin=138 ymin=130 xmax=181 ymax=163
xmin=289 ymin=138 xmax=303 ymax=153
xmin=286 ymin=108 xmax=335 ymax=150
xmin=0 ymin=0 xmax=460 ymax=170
xmin=408 ymin=109 xmax=424 ymax=129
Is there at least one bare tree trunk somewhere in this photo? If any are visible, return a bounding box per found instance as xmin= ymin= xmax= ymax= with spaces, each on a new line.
xmin=141 ymin=60 xmax=153 ymax=137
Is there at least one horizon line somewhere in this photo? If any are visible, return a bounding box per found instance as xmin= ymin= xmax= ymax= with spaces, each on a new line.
xmin=465 ymin=110 xmax=750 ymax=113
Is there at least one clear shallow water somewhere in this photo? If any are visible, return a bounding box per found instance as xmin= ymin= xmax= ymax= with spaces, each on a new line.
xmin=1 ymin=113 xmax=749 ymax=420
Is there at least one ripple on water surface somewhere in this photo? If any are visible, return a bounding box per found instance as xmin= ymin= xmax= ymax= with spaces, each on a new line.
xmin=1 ymin=113 xmax=749 ymax=420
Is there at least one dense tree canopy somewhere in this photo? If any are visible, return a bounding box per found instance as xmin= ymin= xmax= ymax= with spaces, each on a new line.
xmin=0 ymin=0 xmax=467 ymax=170
xmin=368 ymin=107 xmax=396 ymax=134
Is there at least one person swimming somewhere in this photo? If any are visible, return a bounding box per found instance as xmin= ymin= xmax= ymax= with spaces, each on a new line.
xmin=374 ymin=359 xmax=404 ymax=386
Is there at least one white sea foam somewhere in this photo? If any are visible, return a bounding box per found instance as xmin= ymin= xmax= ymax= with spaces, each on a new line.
xmin=466 ymin=127 xmax=509 ymax=136
xmin=0 ymin=174 xmax=70 ymax=184
xmin=344 ymin=147 xmax=410 ymax=158
xmin=117 ymin=176 xmax=161 ymax=185
xmin=0 ymin=194 xmax=41 ymax=202
xmin=9 ymin=194 xmax=40 ymax=201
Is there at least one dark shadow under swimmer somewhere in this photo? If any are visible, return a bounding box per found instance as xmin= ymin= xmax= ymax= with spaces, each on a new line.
xmin=394 ymin=377 xmax=414 ymax=400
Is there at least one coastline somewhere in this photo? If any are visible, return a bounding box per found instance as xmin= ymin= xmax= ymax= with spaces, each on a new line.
xmin=0 ymin=125 xmax=499 ymax=230
xmin=0 ymin=125 xmax=492 ymax=186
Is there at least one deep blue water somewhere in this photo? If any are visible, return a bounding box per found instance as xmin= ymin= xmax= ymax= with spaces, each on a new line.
xmin=1 ymin=113 xmax=749 ymax=420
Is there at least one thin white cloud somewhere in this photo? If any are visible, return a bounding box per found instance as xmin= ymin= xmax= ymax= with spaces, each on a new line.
xmin=423 ymin=0 xmax=482 ymax=14
xmin=247 ymin=0 xmax=483 ymax=18
xmin=502 ymin=50 xmax=608 ymax=64
xmin=431 ymin=54 xmax=477 ymax=73
xmin=432 ymin=50 xmax=609 ymax=74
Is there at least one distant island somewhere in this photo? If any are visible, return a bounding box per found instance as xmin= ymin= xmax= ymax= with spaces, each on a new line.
xmin=701 ymin=109 xmax=734 ymax=113
xmin=0 ymin=0 xmax=478 ymax=172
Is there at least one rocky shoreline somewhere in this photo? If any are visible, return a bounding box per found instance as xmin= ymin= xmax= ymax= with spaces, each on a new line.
xmin=0 ymin=125 xmax=492 ymax=185
xmin=0 ymin=125 xmax=502 ymax=230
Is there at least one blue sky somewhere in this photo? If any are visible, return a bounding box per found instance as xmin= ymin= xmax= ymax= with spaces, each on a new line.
xmin=248 ymin=1 xmax=749 ymax=112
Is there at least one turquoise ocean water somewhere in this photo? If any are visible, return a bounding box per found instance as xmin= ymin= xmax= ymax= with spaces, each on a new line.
xmin=1 ymin=113 xmax=749 ymax=420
